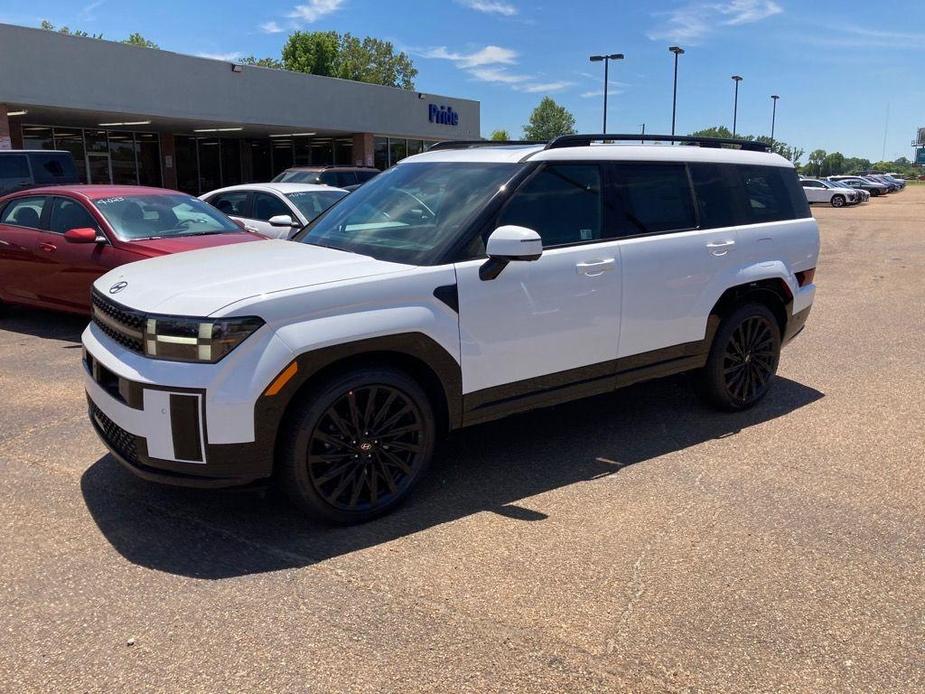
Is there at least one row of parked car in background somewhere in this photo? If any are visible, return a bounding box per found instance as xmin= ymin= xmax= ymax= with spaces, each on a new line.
xmin=799 ymin=172 xmax=906 ymax=207
xmin=0 ymin=150 xmax=381 ymax=313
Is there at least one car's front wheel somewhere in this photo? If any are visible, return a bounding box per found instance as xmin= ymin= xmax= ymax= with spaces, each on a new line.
xmin=696 ymin=303 xmax=781 ymax=411
xmin=278 ymin=367 xmax=436 ymax=524
xmin=831 ymin=194 xmax=846 ymax=208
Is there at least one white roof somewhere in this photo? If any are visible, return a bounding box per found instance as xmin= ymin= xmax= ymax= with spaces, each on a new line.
xmin=202 ymin=182 xmax=348 ymax=197
xmin=406 ymin=142 xmax=793 ymax=168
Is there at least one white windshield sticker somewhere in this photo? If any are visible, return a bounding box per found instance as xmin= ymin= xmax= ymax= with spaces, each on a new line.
xmin=95 ymin=197 xmax=125 ymax=206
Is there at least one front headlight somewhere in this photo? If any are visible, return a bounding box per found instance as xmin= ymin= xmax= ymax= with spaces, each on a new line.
xmin=143 ymin=315 xmax=264 ymax=363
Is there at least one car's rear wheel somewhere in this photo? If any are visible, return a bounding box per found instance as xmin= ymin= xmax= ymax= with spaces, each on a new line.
xmin=279 ymin=367 xmax=436 ymax=524
xmin=696 ymin=303 xmax=781 ymax=411
xmin=831 ymin=194 xmax=846 ymax=208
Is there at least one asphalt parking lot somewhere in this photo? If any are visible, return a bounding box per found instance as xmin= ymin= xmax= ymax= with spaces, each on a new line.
xmin=1 ymin=187 xmax=923 ymax=692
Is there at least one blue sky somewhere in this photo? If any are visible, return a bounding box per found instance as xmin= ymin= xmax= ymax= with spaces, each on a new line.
xmin=2 ymin=0 xmax=923 ymax=162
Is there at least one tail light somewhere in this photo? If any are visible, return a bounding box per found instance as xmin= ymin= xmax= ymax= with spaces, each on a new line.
xmin=795 ymin=268 xmax=816 ymax=287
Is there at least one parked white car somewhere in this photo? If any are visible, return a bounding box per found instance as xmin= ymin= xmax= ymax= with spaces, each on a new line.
xmin=84 ymin=135 xmax=819 ymax=523
xmin=800 ymin=178 xmax=858 ymax=207
xmin=200 ymin=183 xmax=348 ymax=239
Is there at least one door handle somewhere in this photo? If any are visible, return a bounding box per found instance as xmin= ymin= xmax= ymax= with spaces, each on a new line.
xmin=706 ymin=240 xmax=735 ymax=256
xmin=39 ymin=242 xmax=57 ymax=253
xmin=245 ymin=225 xmax=259 ymax=233
xmin=576 ymin=258 xmax=615 ymax=276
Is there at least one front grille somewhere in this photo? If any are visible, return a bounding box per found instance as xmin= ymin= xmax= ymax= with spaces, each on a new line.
xmin=89 ymin=399 xmax=140 ymax=466
xmin=91 ymin=290 xmax=145 ymax=354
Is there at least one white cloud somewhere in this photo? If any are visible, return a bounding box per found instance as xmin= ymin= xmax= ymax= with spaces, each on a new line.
xmin=197 ymin=51 xmax=243 ymax=61
xmin=260 ymin=21 xmax=284 ymax=34
xmin=647 ymin=0 xmax=782 ymax=44
xmin=422 ymin=45 xmax=518 ymax=68
xmin=81 ymin=0 xmax=105 ymax=20
xmin=422 ymin=44 xmax=570 ymax=93
xmin=456 ymin=0 xmax=517 ymax=16
xmin=285 ymin=0 xmax=344 ymax=23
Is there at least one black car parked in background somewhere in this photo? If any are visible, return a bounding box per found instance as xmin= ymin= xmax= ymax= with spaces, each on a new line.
xmin=0 ymin=150 xmax=80 ymax=196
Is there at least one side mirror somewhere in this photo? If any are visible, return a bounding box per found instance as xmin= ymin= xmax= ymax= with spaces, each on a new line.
xmin=63 ymin=227 xmax=101 ymax=244
xmin=268 ymin=214 xmax=297 ymax=228
xmin=480 ymin=225 xmax=543 ymax=281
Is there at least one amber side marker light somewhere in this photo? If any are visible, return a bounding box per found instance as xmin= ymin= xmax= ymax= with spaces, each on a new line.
xmin=796 ymin=268 xmax=816 ymax=287
xmin=265 ymin=362 xmax=298 ymax=396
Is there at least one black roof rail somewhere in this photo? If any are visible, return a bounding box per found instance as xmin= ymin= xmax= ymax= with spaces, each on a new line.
xmin=428 ymin=139 xmax=545 ymax=151
xmin=545 ymin=133 xmax=771 ymax=152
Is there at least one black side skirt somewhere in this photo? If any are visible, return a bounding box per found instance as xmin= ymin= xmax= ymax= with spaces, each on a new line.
xmin=462 ymin=339 xmax=710 ymax=426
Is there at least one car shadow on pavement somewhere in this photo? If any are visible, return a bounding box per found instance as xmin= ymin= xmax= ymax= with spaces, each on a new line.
xmin=80 ymin=374 xmax=823 ymax=579
xmin=0 ymin=306 xmax=88 ymax=343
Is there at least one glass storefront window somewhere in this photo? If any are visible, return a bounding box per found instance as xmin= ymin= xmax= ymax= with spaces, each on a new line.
xmin=21 ymin=126 xmax=54 ymax=150
xmin=109 ymin=131 xmax=138 ymax=185
xmin=272 ymin=141 xmax=293 ymax=176
xmin=293 ymin=139 xmax=312 ymax=166
xmin=373 ymin=137 xmax=388 ymax=170
xmin=221 ymin=139 xmax=241 ymax=186
xmin=136 ymin=133 xmax=162 ymax=187
xmin=389 ymin=138 xmax=408 ymax=166
xmin=407 ymin=139 xmax=423 ymax=157
xmin=175 ymin=135 xmax=198 ymax=193
xmin=84 ymin=130 xmax=109 ymax=155
xmin=310 ymin=139 xmax=334 ymax=167
xmin=197 ymin=138 xmax=221 ymax=193
xmin=53 ymin=128 xmax=88 ymax=183
xmin=247 ymin=140 xmax=272 ymax=182
xmin=334 ymin=138 xmax=353 ymax=165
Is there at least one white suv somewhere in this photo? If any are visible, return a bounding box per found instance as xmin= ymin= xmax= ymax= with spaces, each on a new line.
xmin=82 ymin=135 xmax=819 ymax=523
xmin=800 ymin=177 xmax=859 ymax=207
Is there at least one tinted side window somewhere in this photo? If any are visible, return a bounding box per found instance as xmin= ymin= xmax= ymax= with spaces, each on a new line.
xmin=738 ymin=165 xmax=810 ymax=223
xmin=319 ymin=171 xmax=339 ymax=186
xmin=29 ymin=153 xmax=79 ymax=185
xmin=334 ymin=172 xmax=358 ymax=187
xmin=209 ymin=191 xmax=250 ymax=217
xmin=610 ymin=163 xmax=696 ymax=235
xmin=356 ymin=171 xmax=379 ymax=183
xmin=689 ymin=163 xmax=748 ymax=230
xmin=498 ymin=163 xmax=602 ymax=246
xmin=0 ymin=154 xmax=30 ymax=179
xmin=0 ymin=196 xmax=47 ymax=229
xmin=252 ymin=192 xmax=290 ymax=221
xmin=49 ymin=197 xmax=101 ymax=234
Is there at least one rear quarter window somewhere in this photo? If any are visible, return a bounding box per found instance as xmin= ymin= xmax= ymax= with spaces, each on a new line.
xmin=0 ymin=154 xmax=31 ymax=180
xmin=737 ymin=164 xmax=810 ymax=224
xmin=609 ymin=163 xmax=696 ymax=235
xmin=28 ymin=153 xmax=79 ymax=185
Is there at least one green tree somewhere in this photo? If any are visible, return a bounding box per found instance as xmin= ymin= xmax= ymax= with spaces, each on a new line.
xmin=39 ymin=19 xmax=103 ymax=39
xmin=523 ymin=97 xmax=576 ymax=141
xmin=282 ymin=30 xmax=340 ymax=77
xmin=122 ymin=32 xmax=159 ymax=49
xmin=489 ymin=129 xmax=510 ymax=141
xmin=338 ymin=34 xmax=417 ymax=89
xmin=689 ymin=126 xmax=735 ymax=139
xmin=807 ymin=149 xmax=827 ymax=177
xmin=822 ymin=152 xmax=846 ymax=176
xmin=240 ymin=55 xmax=284 ymax=69
xmin=281 ymin=31 xmax=417 ymax=89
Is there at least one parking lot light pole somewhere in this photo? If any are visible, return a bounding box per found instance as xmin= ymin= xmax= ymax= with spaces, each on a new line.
xmin=771 ymin=94 xmax=780 ymax=141
xmin=589 ymin=53 xmax=624 ymax=133
xmin=669 ymin=46 xmax=684 ymax=138
xmin=731 ymin=75 xmax=743 ymax=137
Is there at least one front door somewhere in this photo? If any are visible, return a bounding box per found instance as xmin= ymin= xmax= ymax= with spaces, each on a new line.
xmin=455 ymin=162 xmax=622 ymax=415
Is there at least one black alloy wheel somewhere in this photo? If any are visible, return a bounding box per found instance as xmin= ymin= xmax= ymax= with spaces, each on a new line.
xmin=279 ymin=367 xmax=435 ymax=523
xmin=696 ymin=303 xmax=781 ymax=411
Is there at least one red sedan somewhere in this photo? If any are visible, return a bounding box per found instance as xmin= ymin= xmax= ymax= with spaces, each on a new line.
xmin=0 ymin=185 xmax=263 ymax=315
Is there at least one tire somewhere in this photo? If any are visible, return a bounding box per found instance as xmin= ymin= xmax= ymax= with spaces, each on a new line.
xmin=695 ymin=303 xmax=781 ymax=411
xmin=278 ymin=366 xmax=436 ymax=524
xmin=830 ymin=194 xmax=846 ymax=208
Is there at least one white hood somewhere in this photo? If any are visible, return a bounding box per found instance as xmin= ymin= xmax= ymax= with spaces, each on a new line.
xmin=94 ymin=240 xmax=410 ymax=316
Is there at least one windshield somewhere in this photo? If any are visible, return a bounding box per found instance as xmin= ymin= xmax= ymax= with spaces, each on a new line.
xmin=285 ymin=190 xmax=348 ymax=220
xmin=274 ymin=170 xmax=322 ymax=184
xmin=93 ymin=193 xmax=241 ymax=241
xmin=296 ymin=162 xmax=521 ymax=264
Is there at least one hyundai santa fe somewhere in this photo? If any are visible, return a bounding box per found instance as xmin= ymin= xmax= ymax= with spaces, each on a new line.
xmin=82 ymin=134 xmax=819 ymax=523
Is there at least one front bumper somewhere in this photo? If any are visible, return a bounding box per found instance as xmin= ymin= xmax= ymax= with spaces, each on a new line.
xmin=83 ymin=321 xmax=295 ymax=488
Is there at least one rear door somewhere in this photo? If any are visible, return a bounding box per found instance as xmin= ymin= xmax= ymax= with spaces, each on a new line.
xmin=206 ymin=190 xmax=253 ymax=230
xmin=615 ymin=162 xmax=743 ymax=359
xmin=0 ymin=195 xmax=49 ymax=304
xmin=801 ymin=180 xmax=827 ymax=203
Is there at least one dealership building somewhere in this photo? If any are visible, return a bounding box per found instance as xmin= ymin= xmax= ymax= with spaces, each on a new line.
xmin=0 ymin=22 xmax=480 ymax=194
